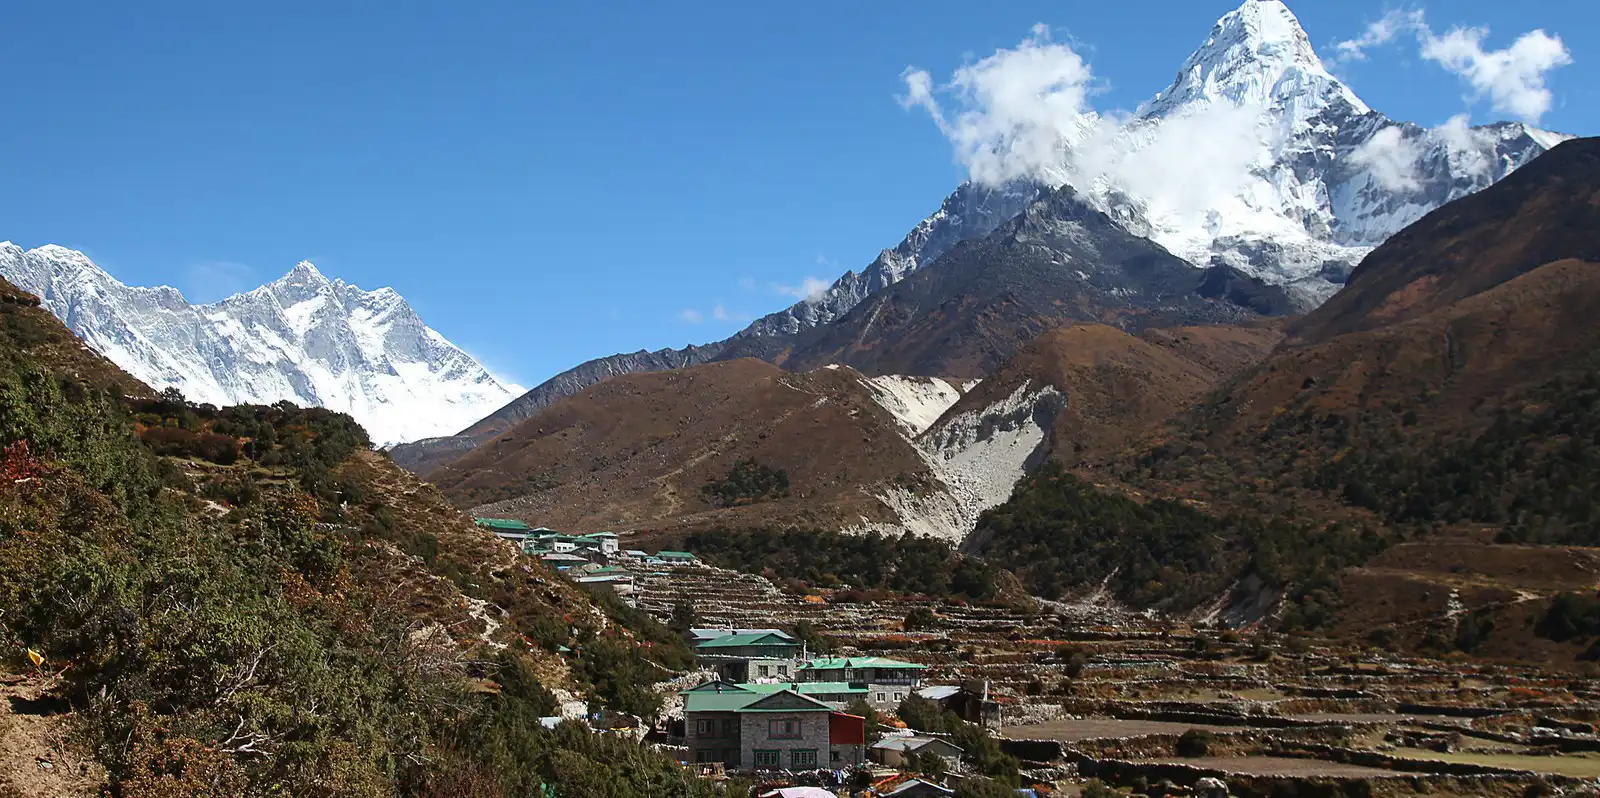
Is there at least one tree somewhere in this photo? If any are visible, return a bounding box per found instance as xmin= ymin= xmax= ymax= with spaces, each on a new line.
xmin=1055 ymin=644 xmax=1090 ymax=678
xmin=845 ymin=698 xmax=885 ymax=744
xmin=792 ymin=619 xmax=833 ymax=655
xmin=668 ymin=600 xmax=700 ymax=636
xmin=954 ymin=778 xmax=1017 ymax=798
xmin=904 ymin=606 xmax=937 ymax=631
xmin=1176 ymin=728 xmax=1215 ymax=757
xmin=910 ymin=750 xmax=947 ymax=781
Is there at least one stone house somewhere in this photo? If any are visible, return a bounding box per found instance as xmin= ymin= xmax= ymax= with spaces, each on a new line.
xmin=682 ymin=684 xmax=866 ymax=771
xmin=868 ymin=736 xmax=963 ymax=771
xmin=694 ymin=631 xmax=801 ymax=682
xmin=798 ymin=656 xmax=926 ymax=708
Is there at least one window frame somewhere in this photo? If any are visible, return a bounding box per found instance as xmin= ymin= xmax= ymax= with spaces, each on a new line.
xmin=768 ymin=718 xmax=803 ymax=740
xmin=791 ymin=749 xmax=819 ymax=768
xmin=753 ymin=749 xmax=781 ymax=768
xmin=694 ymin=719 xmax=713 ymax=736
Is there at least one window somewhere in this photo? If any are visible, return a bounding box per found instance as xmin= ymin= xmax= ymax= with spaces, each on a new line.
xmin=758 ymin=665 xmax=771 ymax=678
xmin=830 ymin=750 xmax=842 ymax=763
xmin=753 ymin=750 xmax=780 ymax=768
xmin=769 ymin=718 xmax=803 ymax=739
xmin=875 ymin=693 xmax=886 ymax=702
xmin=778 ymin=664 xmax=789 ymax=676
xmin=694 ymin=719 xmax=713 ymax=736
xmin=694 ymin=750 xmax=714 ymax=763
xmin=895 ymin=692 xmax=905 ymax=702
xmin=791 ymin=749 xmax=818 ymax=768
xmin=721 ymin=719 xmax=738 ymax=737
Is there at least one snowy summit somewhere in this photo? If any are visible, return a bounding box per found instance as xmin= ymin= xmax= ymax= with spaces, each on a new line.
xmin=0 ymin=243 xmax=522 ymax=445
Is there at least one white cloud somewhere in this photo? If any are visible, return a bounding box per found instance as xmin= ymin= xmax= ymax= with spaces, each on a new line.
xmin=899 ymin=24 xmax=1097 ymax=188
xmin=899 ymin=24 xmax=1266 ymax=228
xmin=774 ymin=276 xmax=831 ymax=304
xmin=1335 ymin=9 xmax=1426 ymax=62
xmin=1419 ymin=26 xmax=1571 ymax=123
xmin=678 ymin=304 xmax=750 ymax=324
xmin=1433 ymin=113 xmax=1495 ymax=177
xmin=1350 ymin=126 xmax=1424 ymax=191
xmin=711 ymin=305 xmax=751 ymax=323
xmin=1330 ymin=9 xmax=1571 ymax=124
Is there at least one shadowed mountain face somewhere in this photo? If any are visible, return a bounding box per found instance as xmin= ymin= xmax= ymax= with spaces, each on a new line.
xmin=716 ymin=185 xmax=1297 ymax=378
xmin=1288 ymin=137 xmax=1600 ymax=346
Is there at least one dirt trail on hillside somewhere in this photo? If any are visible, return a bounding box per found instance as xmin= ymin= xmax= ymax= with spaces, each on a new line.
xmin=0 ymin=670 xmax=103 ymax=796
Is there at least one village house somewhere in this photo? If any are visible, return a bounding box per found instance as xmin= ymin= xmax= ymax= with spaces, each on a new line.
xmin=681 ymin=683 xmax=865 ymax=771
xmin=578 ymin=531 xmax=620 ymax=556
xmin=657 ymin=550 xmax=701 ymax=565
xmin=879 ymin=778 xmax=954 ymax=797
xmin=738 ymin=681 xmax=868 ymax=707
xmin=538 ymin=552 xmax=589 ymax=571
xmin=798 ymin=656 xmax=927 ymax=708
xmin=868 ymin=736 xmax=964 ymax=772
xmin=695 ymin=631 xmax=802 ymax=682
xmin=474 ymin=517 xmax=534 ymax=543
xmin=916 ymin=683 xmax=1002 ymax=727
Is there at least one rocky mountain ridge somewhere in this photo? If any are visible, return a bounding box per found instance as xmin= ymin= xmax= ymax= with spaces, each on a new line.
xmin=0 ymin=243 xmax=521 ymax=444
xmin=403 ymin=0 xmax=1568 ymax=472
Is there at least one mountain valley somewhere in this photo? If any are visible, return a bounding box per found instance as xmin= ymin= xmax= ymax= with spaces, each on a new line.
xmin=4 ymin=1 xmax=1599 ymax=796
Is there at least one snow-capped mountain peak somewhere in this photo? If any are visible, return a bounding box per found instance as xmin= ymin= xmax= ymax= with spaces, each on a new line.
xmin=1147 ymin=0 xmax=1367 ymax=119
xmin=0 ymin=243 xmax=522 ymax=445
xmin=1054 ymin=0 xmax=1572 ymax=304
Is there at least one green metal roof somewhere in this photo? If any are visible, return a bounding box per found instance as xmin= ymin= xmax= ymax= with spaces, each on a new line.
xmin=657 ymin=550 xmax=697 ymax=559
xmin=741 ymin=682 xmax=867 ymax=696
xmin=475 ymin=518 xmax=531 ymax=531
xmin=695 ymin=632 xmax=801 ymax=649
xmin=581 ymin=532 xmax=619 ymax=538
xmin=683 ymin=689 xmax=834 ymax=714
xmin=682 ymin=692 xmax=763 ymax=713
xmin=799 ymin=656 xmax=927 ymax=670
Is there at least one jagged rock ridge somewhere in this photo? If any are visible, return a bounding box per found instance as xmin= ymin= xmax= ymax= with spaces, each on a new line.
xmin=0 ymin=243 xmax=521 ymax=444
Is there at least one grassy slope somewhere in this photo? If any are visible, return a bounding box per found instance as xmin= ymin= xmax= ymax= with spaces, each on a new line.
xmin=0 ymin=276 xmax=726 ymax=797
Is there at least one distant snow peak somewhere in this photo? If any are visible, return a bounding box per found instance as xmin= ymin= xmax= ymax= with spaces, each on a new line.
xmin=899 ymin=0 xmax=1571 ymax=304
xmin=0 ymin=243 xmax=522 ymax=445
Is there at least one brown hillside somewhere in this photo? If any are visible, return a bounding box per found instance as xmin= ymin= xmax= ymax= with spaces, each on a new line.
xmin=933 ymin=322 xmax=1282 ymax=465
xmin=1291 ymin=137 xmax=1600 ymax=345
xmin=0 ymin=277 xmax=153 ymax=399
xmin=1175 ymin=259 xmax=1600 ymax=470
xmin=431 ymin=358 xmax=938 ymax=534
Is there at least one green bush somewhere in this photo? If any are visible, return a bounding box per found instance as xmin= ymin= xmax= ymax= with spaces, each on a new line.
xmin=699 ymin=458 xmax=789 ymax=507
xmin=680 ymin=527 xmax=999 ymax=601
xmin=1176 ymin=728 xmax=1215 ymax=757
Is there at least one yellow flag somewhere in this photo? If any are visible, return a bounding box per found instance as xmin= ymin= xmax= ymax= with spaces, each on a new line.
xmin=26 ymin=649 xmax=42 ymax=668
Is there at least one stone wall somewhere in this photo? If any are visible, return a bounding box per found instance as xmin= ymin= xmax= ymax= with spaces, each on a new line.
xmin=685 ymin=711 xmax=742 ymax=767
xmin=740 ymin=711 xmax=831 ymax=771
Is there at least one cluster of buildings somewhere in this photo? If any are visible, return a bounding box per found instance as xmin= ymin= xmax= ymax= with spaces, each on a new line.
xmin=469 ymin=518 xmax=1012 ymax=791
xmin=681 ymin=627 xmax=987 ymax=781
xmin=474 ymin=517 xmax=701 ymax=597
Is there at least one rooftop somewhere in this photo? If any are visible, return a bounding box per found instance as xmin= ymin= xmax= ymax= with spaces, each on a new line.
xmin=696 ymin=632 xmax=802 ymax=649
xmin=474 ymin=517 xmax=531 ymax=531
xmin=800 ymin=656 xmax=926 ymax=671
xmin=682 ymin=688 xmax=834 ymax=714
xmin=689 ymin=628 xmax=794 ymax=642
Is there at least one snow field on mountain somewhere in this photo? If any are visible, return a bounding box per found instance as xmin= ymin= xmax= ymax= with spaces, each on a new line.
xmin=0 ymin=243 xmax=521 ymax=445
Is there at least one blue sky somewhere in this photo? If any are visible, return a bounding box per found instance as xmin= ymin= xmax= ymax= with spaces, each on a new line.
xmin=0 ymin=1 xmax=1593 ymax=387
